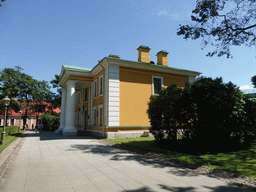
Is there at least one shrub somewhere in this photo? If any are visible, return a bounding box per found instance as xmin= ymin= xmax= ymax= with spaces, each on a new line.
xmin=147 ymin=84 xmax=183 ymax=142
xmin=41 ymin=112 xmax=60 ymax=131
xmin=147 ymin=77 xmax=256 ymax=150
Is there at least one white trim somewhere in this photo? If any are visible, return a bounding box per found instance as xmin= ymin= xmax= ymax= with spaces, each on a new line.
xmin=99 ymin=74 xmax=104 ymax=96
xmin=104 ymin=61 xmax=109 ymax=127
xmin=152 ymin=76 xmax=163 ymax=95
xmin=108 ymin=65 xmax=120 ymax=126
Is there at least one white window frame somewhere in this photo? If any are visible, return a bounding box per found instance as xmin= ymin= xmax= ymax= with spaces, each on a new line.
xmin=152 ymin=76 xmax=163 ymax=95
xmin=98 ymin=105 xmax=103 ymax=126
xmin=93 ymin=106 xmax=97 ymax=126
xmin=99 ymin=75 xmax=103 ymax=96
xmin=93 ymin=79 xmax=97 ymax=98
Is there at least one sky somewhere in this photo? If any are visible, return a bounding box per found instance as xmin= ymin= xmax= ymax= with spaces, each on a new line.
xmin=0 ymin=0 xmax=255 ymax=92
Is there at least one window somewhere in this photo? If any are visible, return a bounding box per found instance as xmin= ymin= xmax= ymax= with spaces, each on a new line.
xmin=10 ymin=119 xmax=15 ymax=126
xmin=93 ymin=107 xmax=97 ymax=126
xmin=99 ymin=75 xmax=103 ymax=95
xmin=84 ymin=88 xmax=88 ymax=101
xmin=152 ymin=76 xmax=163 ymax=95
xmin=0 ymin=119 xmax=2 ymax=126
xmin=98 ymin=105 xmax=103 ymax=126
xmin=93 ymin=79 xmax=97 ymax=97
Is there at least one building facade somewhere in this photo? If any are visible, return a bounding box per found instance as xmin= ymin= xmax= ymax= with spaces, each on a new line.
xmin=57 ymin=46 xmax=201 ymax=138
xmin=0 ymin=101 xmax=61 ymax=129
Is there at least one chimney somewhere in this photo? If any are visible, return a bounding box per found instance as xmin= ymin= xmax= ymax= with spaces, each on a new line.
xmin=137 ymin=45 xmax=150 ymax=63
xmin=156 ymin=50 xmax=168 ymax=66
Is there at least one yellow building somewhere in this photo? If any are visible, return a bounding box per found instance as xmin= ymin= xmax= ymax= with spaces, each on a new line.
xmin=57 ymin=46 xmax=201 ymax=138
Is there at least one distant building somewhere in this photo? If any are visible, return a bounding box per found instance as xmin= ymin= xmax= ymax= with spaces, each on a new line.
xmin=0 ymin=100 xmax=61 ymax=128
xmin=57 ymin=46 xmax=201 ymax=138
xmin=241 ymin=89 xmax=256 ymax=102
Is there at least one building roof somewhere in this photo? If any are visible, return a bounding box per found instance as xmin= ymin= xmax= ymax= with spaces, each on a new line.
xmin=59 ymin=50 xmax=202 ymax=86
xmin=0 ymin=100 xmax=61 ymax=117
xmin=63 ymin=65 xmax=92 ymax=72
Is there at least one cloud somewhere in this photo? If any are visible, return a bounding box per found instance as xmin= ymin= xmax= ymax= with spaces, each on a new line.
xmin=156 ymin=10 xmax=191 ymax=20
xmin=157 ymin=10 xmax=169 ymax=16
xmin=239 ymin=85 xmax=253 ymax=90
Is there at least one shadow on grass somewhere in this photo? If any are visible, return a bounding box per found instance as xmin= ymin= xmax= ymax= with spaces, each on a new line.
xmin=69 ymin=141 xmax=255 ymax=191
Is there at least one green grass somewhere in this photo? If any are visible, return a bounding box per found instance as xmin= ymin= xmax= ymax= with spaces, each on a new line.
xmin=104 ymin=137 xmax=256 ymax=178
xmin=0 ymin=126 xmax=24 ymax=153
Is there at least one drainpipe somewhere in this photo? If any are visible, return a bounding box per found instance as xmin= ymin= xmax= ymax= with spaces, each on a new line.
xmin=99 ymin=61 xmax=106 ymax=139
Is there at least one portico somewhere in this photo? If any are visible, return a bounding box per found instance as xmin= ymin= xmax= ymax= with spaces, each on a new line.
xmin=56 ymin=65 xmax=94 ymax=136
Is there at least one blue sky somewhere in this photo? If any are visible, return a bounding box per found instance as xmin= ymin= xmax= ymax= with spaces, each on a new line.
xmin=1 ymin=0 xmax=255 ymax=91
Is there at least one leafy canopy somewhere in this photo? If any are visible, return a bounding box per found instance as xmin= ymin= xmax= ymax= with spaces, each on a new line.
xmin=177 ymin=0 xmax=256 ymax=58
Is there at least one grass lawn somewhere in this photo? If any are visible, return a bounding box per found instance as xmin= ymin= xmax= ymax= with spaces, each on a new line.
xmin=104 ymin=137 xmax=256 ymax=178
xmin=0 ymin=127 xmax=24 ymax=154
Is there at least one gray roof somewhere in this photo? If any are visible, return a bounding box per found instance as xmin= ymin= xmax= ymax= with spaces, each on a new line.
xmin=63 ymin=65 xmax=92 ymax=72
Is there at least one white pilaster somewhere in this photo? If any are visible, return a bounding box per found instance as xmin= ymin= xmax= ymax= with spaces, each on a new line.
xmin=108 ymin=65 xmax=120 ymax=126
xmin=63 ymin=80 xmax=77 ymax=136
xmin=56 ymin=87 xmax=67 ymax=134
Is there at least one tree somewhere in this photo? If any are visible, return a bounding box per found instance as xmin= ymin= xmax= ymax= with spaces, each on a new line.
xmin=147 ymin=84 xmax=183 ymax=142
xmin=177 ymin=0 xmax=256 ymax=58
xmin=251 ymin=75 xmax=256 ymax=88
xmin=0 ymin=0 xmax=6 ymax=7
xmin=0 ymin=67 xmax=54 ymax=126
xmin=50 ymin=74 xmax=61 ymax=109
xmin=147 ymin=77 xmax=256 ymax=150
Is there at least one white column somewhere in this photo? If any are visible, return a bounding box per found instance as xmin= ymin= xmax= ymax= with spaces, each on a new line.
xmin=62 ymin=80 xmax=77 ymax=136
xmin=56 ymin=87 xmax=67 ymax=134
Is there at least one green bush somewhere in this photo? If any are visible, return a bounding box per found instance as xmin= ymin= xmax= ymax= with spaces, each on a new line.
xmin=0 ymin=126 xmax=19 ymax=136
xmin=147 ymin=77 xmax=256 ymax=150
xmin=41 ymin=113 xmax=60 ymax=131
xmin=147 ymin=84 xmax=183 ymax=142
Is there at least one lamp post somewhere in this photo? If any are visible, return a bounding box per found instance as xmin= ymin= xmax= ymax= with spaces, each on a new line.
xmin=1 ymin=96 xmax=11 ymax=145
xmin=19 ymin=110 xmax=22 ymax=133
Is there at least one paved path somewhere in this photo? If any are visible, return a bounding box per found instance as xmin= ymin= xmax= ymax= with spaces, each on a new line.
xmin=0 ymin=132 xmax=253 ymax=192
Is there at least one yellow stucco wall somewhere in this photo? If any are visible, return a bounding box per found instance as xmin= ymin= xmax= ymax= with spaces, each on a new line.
xmin=119 ymin=66 xmax=189 ymax=126
xmin=92 ymin=69 xmax=104 ymax=127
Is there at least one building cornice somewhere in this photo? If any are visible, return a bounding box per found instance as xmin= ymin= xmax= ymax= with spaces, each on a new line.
xmin=103 ymin=57 xmax=201 ymax=77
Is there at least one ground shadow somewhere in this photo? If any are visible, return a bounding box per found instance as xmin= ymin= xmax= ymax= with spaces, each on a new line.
xmin=69 ymin=142 xmax=256 ymax=191
xmin=121 ymin=183 xmax=254 ymax=192
xmin=19 ymin=131 xmax=96 ymax=140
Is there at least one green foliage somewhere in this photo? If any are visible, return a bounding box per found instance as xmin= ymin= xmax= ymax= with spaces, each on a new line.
xmin=147 ymin=84 xmax=183 ymax=142
xmin=0 ymin=126 xmax=19 ymax=136
xmin=183 ymin=77 xmax=249 ymax=148
xmin=177 ymin=0 xmax=256 ymax=58
xmin=251 ymin=75 xmax=256 ymax=88
xmin=50 ymin=74 xmax=61 ymax=109
xmin=147 ymin=77 xmax=256 ymax=150
xmin=41 ymin=112 xmax=60 ymax=131
xmin=0 ymin=66 xmax=55 ymax=125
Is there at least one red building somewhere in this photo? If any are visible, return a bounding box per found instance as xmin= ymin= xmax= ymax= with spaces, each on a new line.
xmin=0 ymin=100 xmax=61 ymax=128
